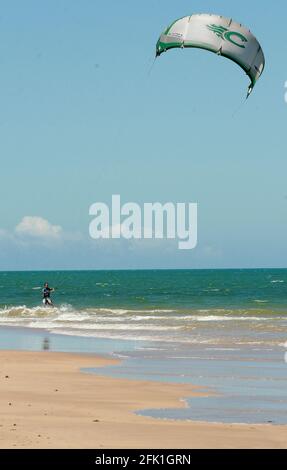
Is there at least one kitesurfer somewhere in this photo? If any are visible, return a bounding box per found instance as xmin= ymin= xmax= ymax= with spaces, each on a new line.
xmin=42 ymin=282 xmax=54 ymax=306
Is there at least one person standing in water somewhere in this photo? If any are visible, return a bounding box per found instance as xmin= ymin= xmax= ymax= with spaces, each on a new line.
xmin=42 ymin=282 xmax=54 ymax=306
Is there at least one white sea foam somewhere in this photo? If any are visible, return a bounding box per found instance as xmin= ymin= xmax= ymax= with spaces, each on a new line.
xmin=190 ymin=315 xmax=272 ymax=322
xmin=0 ymin=303 xmax=285 ymax=346
xmin=0 ymin=305 xmax=275 ymax=324
xmin=135 ymin=347 xmax=167 ymax=351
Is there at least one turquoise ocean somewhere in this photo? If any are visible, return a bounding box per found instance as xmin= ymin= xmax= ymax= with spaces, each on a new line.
xmin=0 ymin=269 xmax=286 ymax=424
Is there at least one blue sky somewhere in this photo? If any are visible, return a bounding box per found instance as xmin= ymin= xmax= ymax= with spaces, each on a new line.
xmin=0 ymin=0 xmax=286 ymax=270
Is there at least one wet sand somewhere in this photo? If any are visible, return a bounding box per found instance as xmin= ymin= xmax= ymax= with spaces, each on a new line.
xmin=0 ymin=350 xmax=286 ymax=449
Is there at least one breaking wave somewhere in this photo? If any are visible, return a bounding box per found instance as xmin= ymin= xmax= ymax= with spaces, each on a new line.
xmin=0 ymin=304 xmax=286 ymax=346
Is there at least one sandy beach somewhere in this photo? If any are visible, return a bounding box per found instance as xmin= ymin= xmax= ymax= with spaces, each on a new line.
xmin=0 ymin=350 xmax=286 ymax=449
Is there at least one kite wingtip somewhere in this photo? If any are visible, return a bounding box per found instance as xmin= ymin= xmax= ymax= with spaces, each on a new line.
xmin=246 ymin=84 xmax=253 ymax=100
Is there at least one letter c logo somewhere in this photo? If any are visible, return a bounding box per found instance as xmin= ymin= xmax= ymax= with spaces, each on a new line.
xmin=224 ymin=31 xmax=247 ymax=48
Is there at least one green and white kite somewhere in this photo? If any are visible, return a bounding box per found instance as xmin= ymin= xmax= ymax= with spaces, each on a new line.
xmin=156 ymin=13 xmax=265 ymax=98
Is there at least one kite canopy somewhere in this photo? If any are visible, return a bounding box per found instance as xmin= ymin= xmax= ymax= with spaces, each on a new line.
xmin=156 ymin=13 xmax=265 ymax=97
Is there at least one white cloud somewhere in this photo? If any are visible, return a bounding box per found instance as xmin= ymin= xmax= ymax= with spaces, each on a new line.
xmin=101 ymin=223 xmax=142 ymax=239
xmin=15 ymin=216 xmax=63 ymax=239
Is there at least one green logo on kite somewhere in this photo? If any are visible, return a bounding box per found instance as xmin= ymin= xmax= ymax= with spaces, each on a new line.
xmin=207 ymin=24 xmax=247 ymax=48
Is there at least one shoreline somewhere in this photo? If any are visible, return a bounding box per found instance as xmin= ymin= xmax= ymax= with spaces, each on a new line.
xmin=0 ymin=349 xmax=287 ymax=449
